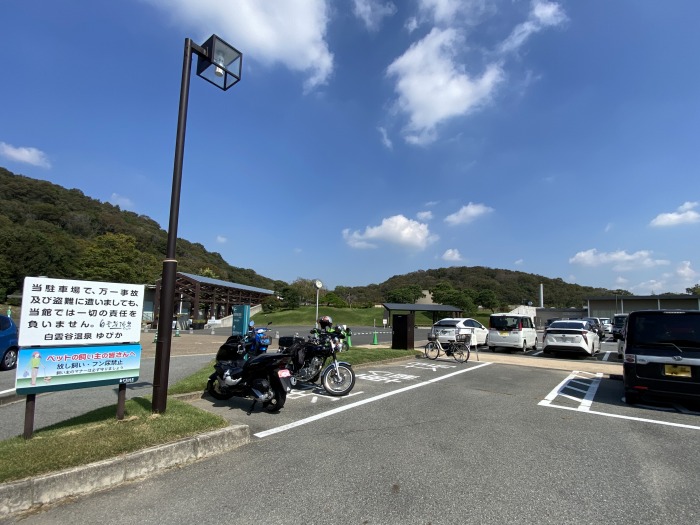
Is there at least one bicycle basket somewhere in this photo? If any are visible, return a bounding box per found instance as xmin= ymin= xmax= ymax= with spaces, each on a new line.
xmin=427 ymin=333 xmax=438 ymax=342
xmin=456 ymin=333 xmax=471 ymax=343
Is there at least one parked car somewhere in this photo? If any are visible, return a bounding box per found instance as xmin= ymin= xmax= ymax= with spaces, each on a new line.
xmin=542 ymin=319 xmax=600 ymax=356
xmin=0 ymin=314 xmax=19 ymax=371
xmin=612 ymin=313 xmax=628 ymax=341
xmin=599 ymin=317 xmax=612 ymax=336
xmin=544 ymin=318 xmax=562 ymax=329
xmin=488 ymin=313 xmax=538 ymax=352
xmin=430 ymin=318 xmax=489 ymax=346
xmin=622 ymin=309 xmax=700 ymax=405
xmin=583 ymin=317 xmax=606 ymax=341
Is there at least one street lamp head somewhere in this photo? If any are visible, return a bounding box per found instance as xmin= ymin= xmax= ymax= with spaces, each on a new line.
xmin=196 ymin=34 xmax=242 ymax=91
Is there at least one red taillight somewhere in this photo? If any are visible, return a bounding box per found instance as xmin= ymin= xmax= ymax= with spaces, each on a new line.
xmin=278 ymin=369 xmax=291 ymax=378
xmin=581 ymin=331 xmax=588 ymax=344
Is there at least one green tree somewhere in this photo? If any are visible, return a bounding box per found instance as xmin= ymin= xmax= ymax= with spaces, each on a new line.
xmin=77 ymin=233 xmax=160 ymax=283
xmin=322 ymin=292 xmax=347 ymax=308
xmin=685 ymin=284 xmax=700 ymax=295
xmin=261 ymin=295 xmax=280 ymax=313
xmin=477 ymin=289 xmax=499 ymax=312
xmin=386 ymin=285 xmax=423 ymax=303
xmin=280 ymin=286 xmax=301 ymax=309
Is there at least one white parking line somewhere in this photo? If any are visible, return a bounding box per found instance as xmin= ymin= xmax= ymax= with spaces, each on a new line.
xmin=540 ymin=403 xmax=700 ymax=431
xmin=255 ymin=362 xmax=493 ymax=438
xmin=539 ymin=371 xmax=700 ymax=431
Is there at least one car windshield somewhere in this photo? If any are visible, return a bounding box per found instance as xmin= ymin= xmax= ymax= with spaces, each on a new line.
xmin=628 ymin=311 xmax=700 ymax=349
xmin=613 ymin=316 xmax=627 ymax=328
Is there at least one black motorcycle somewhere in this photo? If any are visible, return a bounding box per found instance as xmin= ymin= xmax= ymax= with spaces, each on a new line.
xmin=206 ymin=334 xmax=292 ymax=413
xmin=280 ymin=327 xmax=356 ymax=396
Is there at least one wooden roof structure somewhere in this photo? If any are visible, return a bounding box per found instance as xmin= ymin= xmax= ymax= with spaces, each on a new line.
xmin=154 ymin=272 xmax=274 ymax=326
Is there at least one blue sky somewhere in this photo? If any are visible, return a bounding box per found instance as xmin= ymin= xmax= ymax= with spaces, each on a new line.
xmin=2 ymin=1 xmax=699 ymax=293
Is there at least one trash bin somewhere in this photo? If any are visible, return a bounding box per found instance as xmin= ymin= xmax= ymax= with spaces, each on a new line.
xmin=391 ymin=313 xmax=415 ymax=350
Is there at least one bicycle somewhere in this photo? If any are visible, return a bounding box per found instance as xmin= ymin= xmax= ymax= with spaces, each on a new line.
xmin=424 ymin=332 xmax=471 ymax=363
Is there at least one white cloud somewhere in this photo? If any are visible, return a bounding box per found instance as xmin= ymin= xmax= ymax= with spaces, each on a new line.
xmin=378 ymin=126 xmax=393 ymax=149
xmin=109 ymin=193 xmax=135 ymax=210
xmin=631 ymin=279 xmax=665 ymax=295
xmin=146 ymin=0 xmax=333 ymax=92
xmin=417 ymin=210 xmax=433 ymax=221
xmin=216 ymin=235 xmax=227 ymax=244
xmin=0 ymin=142 xmax=51 ymax=168
xmin=343 ymin=214 xmax=438 ymax=249
xmin=615 ymin=276 xmax=629 ymax=286
xmin=650 ymin=201 xmax=700 ymax=227
xmin=499 ymin=0 xmax=568 ymax=54
xmin=569 ymin=248 xmax=670 ymax=271
xmin=442 ymin=248 xmax=462 ymax=261
xmin=405 ymin=17 xmax=419 ymax=33
xmin=386 ymin=28 xmax=504 ymax=145
xmin=604 ymin=223 xmax=612 ymax=233
xmin=353 ymin=0 xmax=396 ymax=31
xmin=676 ymin=260 xmax=697 ymax=281
xmin=444 ymin=202 xmax=494 ymax=225
xmin=514 ymin=259 xmax=523 ymax=266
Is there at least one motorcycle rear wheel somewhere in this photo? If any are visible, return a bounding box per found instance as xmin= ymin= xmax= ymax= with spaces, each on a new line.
xmin=321 ymin=364 xmax=355 ymax=396
xmin=263 ymin=388 xmax=286 ymax=411
xmin=206 ymin=379 xmax=235 ymax=400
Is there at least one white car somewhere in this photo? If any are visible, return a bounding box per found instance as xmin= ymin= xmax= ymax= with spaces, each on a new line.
xmin=430 ymin=318 xmax=489 ymax=346
xmin=542 ymin=319 xmax=600 ymax=356
xmin=599 ymin=317 xmax=613 ymax=336
xmin=488 ymin=313 xmax=538 ymax=352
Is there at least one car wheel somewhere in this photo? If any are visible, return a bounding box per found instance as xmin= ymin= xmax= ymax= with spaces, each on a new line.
xmin=531 ymin=338 xmax=538 ymax=350
xmin=0 ymin=347 xmax=18 ymax=371
xmin=488 ymin=345 xmax=495 ymax=352
xmin=624 ymin=390 xmax=640 ymax=405
xmin=522 ymin=341 xmax=527 ymax=353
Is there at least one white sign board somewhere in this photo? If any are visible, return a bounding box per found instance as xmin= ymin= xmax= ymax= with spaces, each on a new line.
xmin=19 ymin=277 xmax=145 ymax=347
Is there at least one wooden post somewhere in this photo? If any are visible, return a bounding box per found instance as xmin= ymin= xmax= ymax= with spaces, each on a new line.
xmin=23 ymin=394 xmax=36 ymax=440
xmin=116 ymin=383 xmax=126 ymax=420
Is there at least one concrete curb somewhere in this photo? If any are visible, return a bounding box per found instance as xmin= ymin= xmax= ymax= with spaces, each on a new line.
xmin=0 ymin=424 xmax=250 ymax=518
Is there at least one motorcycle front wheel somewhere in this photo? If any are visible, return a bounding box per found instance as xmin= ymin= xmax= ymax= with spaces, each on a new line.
xmin=321 ymin=364 xmax=355 ymax=396
xmin=206 ymin=379 xmax=235 ymax=400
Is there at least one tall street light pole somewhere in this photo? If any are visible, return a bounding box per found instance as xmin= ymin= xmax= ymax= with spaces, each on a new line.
xmin=152 ymin=35 xmax=242 ymax=414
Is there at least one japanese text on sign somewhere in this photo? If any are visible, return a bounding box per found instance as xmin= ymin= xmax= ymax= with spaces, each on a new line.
xmin=19 ymin=277 xmax=145 ymax=347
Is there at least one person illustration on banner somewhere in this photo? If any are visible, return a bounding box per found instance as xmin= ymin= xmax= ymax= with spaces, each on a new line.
xmin=30 ymin=352 xmax=41 ymax=386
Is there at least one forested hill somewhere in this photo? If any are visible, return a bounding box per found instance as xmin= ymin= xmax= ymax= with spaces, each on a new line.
xmin=0 ymin=168 xmax=286 ymax=300
xmin=379 ymin=267 xmax=617 ymax=309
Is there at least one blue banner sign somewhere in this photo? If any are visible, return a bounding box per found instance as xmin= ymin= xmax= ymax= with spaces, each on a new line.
xmin=15 ymin=344 xmax=141 ymax=395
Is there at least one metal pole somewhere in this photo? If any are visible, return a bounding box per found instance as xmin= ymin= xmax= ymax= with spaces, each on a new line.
xmin=315 ymin=288 xmax=319 ymax=328
xmin=152 ymin=38 xmax=194 ymax=414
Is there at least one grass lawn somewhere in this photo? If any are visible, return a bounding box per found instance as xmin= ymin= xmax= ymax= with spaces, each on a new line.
xmin=0 ymin=346 xmax=419 ymax=484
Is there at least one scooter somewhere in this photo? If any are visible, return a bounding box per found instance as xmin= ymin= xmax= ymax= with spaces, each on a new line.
xmin=206 ymin=333 xmax=292 ymax=413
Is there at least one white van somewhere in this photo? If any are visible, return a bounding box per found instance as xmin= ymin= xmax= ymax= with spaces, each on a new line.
xmin=488 ymin=313 xmax=538 ymax=352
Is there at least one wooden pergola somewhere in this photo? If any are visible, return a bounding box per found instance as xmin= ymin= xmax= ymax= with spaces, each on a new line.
xmin=153 ymin=272 xmax=274 ymax=327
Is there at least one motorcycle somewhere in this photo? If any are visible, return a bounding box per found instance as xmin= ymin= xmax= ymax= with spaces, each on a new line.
xmin=247 ymin=320 xmax=272 ymax=354
xmin=206 ymin=333 xmax=292 ymax=413
xmin=280 ymin=326 xmax=356 ymax=396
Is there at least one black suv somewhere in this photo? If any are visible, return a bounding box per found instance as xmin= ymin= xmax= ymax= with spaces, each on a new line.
xmin=612 ymin=313 xmax=628 ymax=341
xmin=622 ymin=310 xmax=700 ymax=405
